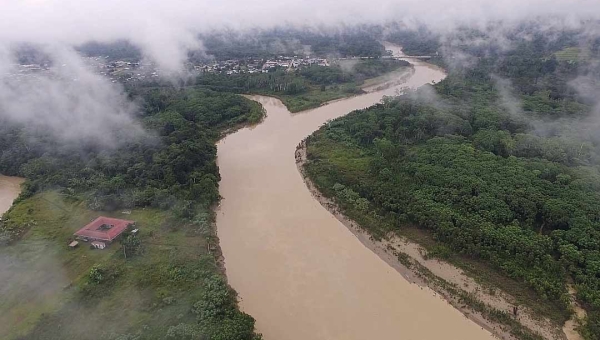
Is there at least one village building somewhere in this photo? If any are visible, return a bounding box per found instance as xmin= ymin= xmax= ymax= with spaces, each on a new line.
xmin=74 ymin=216 xmax=135 ymax=243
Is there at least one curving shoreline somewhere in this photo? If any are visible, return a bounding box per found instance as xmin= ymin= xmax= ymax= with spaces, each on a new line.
xmin=295 ymin=139 xmax=568 ymax=340
xmin=215 ymin=45 xmax=496 ymax=340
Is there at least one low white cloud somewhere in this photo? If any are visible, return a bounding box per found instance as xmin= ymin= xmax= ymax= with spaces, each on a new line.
xmin=0 ymin=46 xmax=147 ymax=148
xmin=2 ymin=0 xmax=600 ymax=72
xmin=1 ymin=0 xmax=599 ymax=147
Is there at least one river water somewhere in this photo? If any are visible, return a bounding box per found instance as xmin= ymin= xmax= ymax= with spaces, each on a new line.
xmin=0 ymin=175 xmax=24 ymax=215
xmin=216 ymin=46 xmax=494 ymax=340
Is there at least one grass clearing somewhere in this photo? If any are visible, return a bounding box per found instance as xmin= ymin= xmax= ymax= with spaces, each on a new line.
xmin=0 ymin=191 xmax=225 ymax=340
xmin=270 ymin=83 xmax=365 ymax=112
xmin=554 ymin=47 xmax=590 ymax=62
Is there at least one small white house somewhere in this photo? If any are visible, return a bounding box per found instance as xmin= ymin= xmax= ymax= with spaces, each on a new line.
xmin=91 ymin=241 xmax=106 ymax=250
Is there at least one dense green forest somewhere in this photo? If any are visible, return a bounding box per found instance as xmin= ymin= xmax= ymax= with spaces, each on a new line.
xmin=193 ymin=59 xmax=409 ymax=112
xmin=0 ymin=27 xmax=402 ymax=340
xmin=13 ymin=43 xmax=53 ymax=65
xmin=199 ymin=26 xmax=386 ymax=60
xmin=304 ymin=28 xmax=600 ymax=338
xmin=75 ymin=27 xmax=386 ymax=64
xmin=77 ymin=40 xmax=142 ymax=61
xmin=0 ymin=88 xmax=263 ymax=238
xmin=385 ymin=25 xmax=441 ymax=56
xmin=0 ymin=88 xmax=263 ymax=339
xmin=8 ymin=22 xmax=600 ymax=339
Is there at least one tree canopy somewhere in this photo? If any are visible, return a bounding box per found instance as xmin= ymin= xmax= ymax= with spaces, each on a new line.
xmin=305 ymin=27 xmax=600 ymax=339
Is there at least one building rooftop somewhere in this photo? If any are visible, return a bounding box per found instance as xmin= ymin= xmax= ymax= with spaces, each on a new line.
xmin=74 ymin=216 xmax=135 ymax=242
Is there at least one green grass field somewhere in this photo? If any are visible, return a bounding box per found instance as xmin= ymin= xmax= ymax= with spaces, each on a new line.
xmin=0 ymin=191 xmax=226 ymax=340
xmin=554 ymin=47 xmax=590 ymax=62
xmin=266 ymin=83 xmax=365 ymax=113
xmin=279 ymin=66 xmax=413 ymax=113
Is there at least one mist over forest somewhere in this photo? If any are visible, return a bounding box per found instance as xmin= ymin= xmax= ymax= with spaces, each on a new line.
xmin=2 ymin=1 xmax=600 ymax=340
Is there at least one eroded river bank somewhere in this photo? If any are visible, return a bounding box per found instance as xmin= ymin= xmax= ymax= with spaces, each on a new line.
xmin=0 ymin=175 xmax=24 ymax=216
xmin=216 ymin=46 xmax=498 ymax=340
xmin=296 ymin=139 xmax=572 ymax=340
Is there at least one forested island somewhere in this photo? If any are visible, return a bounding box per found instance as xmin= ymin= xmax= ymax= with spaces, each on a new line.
xmin=303 ymin=27 xmax=600 ymax=339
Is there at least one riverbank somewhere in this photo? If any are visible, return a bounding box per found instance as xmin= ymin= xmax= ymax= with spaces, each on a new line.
xmin=360 ymin=66 xmax=415 ymax=92
xmin=0 ymin=191 xmax=235 ymax=340
xmin=255 ymin=64 xmax=414 ymax=113
xmin=0 ymin=175 xmax=25 ymax=216
xmin=215 ymin=48 xmax=501 ymax=339
xmin=295 ymin=139 xmax=568 ymax=340
xmin=0 ymin=89 xmax=265 ymax=340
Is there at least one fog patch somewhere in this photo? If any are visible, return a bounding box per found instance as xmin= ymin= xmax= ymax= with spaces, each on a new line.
xmin=569 ymin=73 xmax=600 ymax=109
xmin=338 ymin=59 xmax=360 ymax=73
xmin=0 ymin=46 xmax=148 ymax=149
xmin=492 ymin=75 xmax=523 ymax=118
xmin=0 ymin=239 xmax=69 ymax=339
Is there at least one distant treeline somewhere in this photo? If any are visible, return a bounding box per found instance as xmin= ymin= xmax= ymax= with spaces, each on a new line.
xmin=199 ymin=26 xmax=386 ymax=60
xmin=304 ymin=26 xmax=600 ymax=339
xmin=36 ymin=25 xmax=440 ymax=64
xmin=12 ymin=43 xmax=53 ymax=65
xmin=72 ymin=26 xmax=387 ymax=64
xmin=385 ymin=25 xmax=441 ymax=56
xmin=76 ymin=40 xmax=142 ymax=61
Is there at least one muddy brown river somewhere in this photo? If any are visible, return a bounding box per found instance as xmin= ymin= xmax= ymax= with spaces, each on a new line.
xmin=217 ymin=46 xmax=495 ymax=340
xmin=0 ymin=175 xmax=24 ymax=215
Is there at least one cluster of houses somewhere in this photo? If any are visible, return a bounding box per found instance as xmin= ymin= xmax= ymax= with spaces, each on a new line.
xmin=4 ymin=58 xmax=161 ymax=84
xmin=193 ymin=56 xmax=330 ymax=75
xmin=3 ymin=63 xmax=51 ymax=82
xmin=6 ymin=54 xmax=333 ymax=86
xmin=84 ymin=57 xmax=160 ymax=83
xmin=85 ymin=55 xmax=332 ymax=81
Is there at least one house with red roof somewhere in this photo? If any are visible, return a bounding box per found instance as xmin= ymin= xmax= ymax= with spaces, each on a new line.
xmin=74 ymin=216 xmax=135 ymax=243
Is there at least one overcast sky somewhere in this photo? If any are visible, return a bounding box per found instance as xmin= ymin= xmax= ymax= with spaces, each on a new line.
xmin=1 ymin=0 xmax=600 ymax=148
xmin=2 ymin=0 xmax=600 ymax=71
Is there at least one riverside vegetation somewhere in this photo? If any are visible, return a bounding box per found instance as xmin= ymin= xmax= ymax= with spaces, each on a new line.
xmin=1 ymin=34 xmax=402 ymax=339
xmin=304 ymin=28 xmax=600 ymax=339
xmin=78 ymin=28 xmax=409 ymax=113
xmin=0 ymin=88 xmax=264 ymax=340
xmin=5 ymin=25 xmax=598 ymax=339
xmin=117 ymin=59 xmax=410 ymax=113
xmin=193 ymin=59 xmax=409 ymax=112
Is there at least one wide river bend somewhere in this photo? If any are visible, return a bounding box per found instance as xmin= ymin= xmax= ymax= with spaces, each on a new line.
xmin=216 ymin=46 xmax=495 ymax=340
